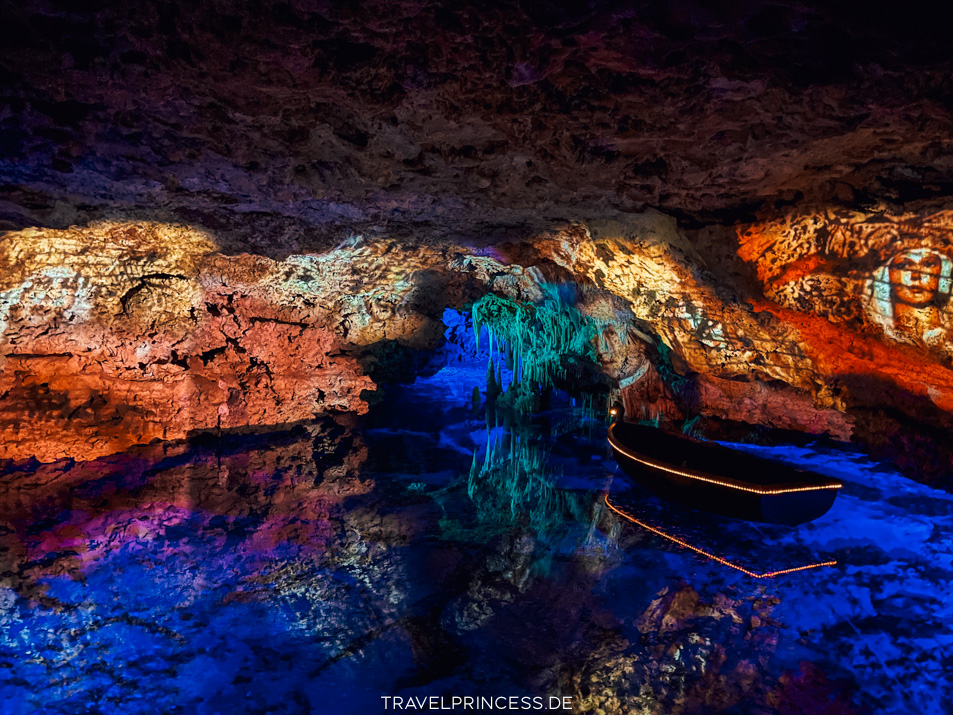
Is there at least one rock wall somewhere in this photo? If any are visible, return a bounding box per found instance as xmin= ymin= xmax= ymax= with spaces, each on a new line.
xmin=1 ymin=207 xmax=951 ymax=483
xmin=739 ymin=207 xmax=953 ymax=358
xmin=530 ymin=215 xmax=854 ymax=438
xmin=0 ymin=220 xmax=547 ymax=462
xmin=2 ymin=2 xmax=953 ymax=482
xmin=732 ymin=207 xmax=953 ymax=479
xmin=0 ymin=222 xmax=366 ymax=461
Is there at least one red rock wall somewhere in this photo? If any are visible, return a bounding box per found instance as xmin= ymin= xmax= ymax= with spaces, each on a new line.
xmin=0 ymin=221 xmax=545 ymax=463
xmin=734 ymin=209 xmax=953 ymax=420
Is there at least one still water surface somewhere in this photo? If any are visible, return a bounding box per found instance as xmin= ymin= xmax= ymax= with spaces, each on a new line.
xmin=0 ymin=364 xmax=950 ymax=713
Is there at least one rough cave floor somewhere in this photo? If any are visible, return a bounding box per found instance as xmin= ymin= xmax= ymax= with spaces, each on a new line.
xmin=0 ymin=340 xmax=950 ymax=713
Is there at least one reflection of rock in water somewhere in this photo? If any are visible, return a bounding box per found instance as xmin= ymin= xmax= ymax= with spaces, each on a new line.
xmin=444 ymin=410 xmax=611 ymax=635
xmin=448 ymin=421 xmax=857 ymax=712
xmin=0 ymin=363 xmax=905 ymax=712
xmin=468 ymin=431 xmax=578 ymax=537
xmin=0 ymin=417 xmax=368 ymax=609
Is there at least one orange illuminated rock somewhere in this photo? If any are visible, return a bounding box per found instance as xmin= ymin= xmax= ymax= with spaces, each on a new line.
xmin=0 ymin=222 xmax=543 ymax=462
xmin=533 ymin=217 xmax=848 ymax=436
xmin=751 ymin=300 xmax=953 ymax=414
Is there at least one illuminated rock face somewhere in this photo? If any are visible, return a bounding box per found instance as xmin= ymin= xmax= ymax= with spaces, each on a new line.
xmin=3 ymin=207 xmax=953 ymax=485
xmin=738 ymin=209 xmax=953 ymax=364
xmin=728 ymin=209 xmax=953 ymax=478
xmin=0 ymin=223 xmax=375 ymax=461
xmin=531 ymin=216 xmax=854 ymax=439
xmin=0 ymin=221 xmax=549 ymax=462
xmin=1 ymin=2 xmax=953 ymax=481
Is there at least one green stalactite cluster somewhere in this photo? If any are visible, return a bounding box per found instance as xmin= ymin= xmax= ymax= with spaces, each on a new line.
xmin=454 ymin=285 xmax=623 ymax=547
xmin=470 ymin=284 xmax=622 ymax=413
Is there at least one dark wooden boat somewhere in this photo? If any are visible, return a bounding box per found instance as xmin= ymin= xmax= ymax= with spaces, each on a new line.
xmin=608 ymin=418 xmax=842 ymax=525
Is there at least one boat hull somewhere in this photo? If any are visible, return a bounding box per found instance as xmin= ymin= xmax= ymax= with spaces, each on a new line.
xmin=609 ymin=423 xmax=840 ymax=526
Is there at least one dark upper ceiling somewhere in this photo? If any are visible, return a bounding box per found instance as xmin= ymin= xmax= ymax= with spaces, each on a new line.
xmin=2 ymin=0 xmax=953 ymax=245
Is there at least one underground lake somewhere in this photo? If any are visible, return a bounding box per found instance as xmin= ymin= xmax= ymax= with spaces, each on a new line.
xmin=4 ymin=1 xmax=953 ymax=712
xmin=1 ymin=315 xmax=951 ymax=713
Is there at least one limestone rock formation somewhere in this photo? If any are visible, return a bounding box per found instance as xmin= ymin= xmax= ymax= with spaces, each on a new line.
xmin=1 ymin=1 xmax=953 ymax=485
xmin=0 ymin=222 xmax=372 ymax=461
xmin=0 ymin=220 xmax=554 ymax=461
xmin=1 ymin=208 xmax=951 ymax=485
xmin=3 ymin=1 xmax=953 ymax=230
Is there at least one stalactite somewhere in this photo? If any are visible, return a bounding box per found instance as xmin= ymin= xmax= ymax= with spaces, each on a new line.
xmin=469 ymin=283 xmax=624 ymax=413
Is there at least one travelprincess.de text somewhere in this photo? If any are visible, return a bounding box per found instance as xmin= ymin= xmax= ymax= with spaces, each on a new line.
xmin=381 ymin=696 xmax=573 ymax=710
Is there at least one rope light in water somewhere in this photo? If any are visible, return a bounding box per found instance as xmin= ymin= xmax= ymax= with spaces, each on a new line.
xmin=603 ymin=494 xmax=837 ymax=579
xmin=607 ymin=427 xmax=842 ymax=496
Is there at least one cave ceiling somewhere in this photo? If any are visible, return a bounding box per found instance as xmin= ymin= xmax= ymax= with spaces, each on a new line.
xmin=3 ymin=0 xmax=953 ymax=248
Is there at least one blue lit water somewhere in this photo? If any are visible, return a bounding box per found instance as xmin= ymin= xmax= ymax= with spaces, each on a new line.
xmin=1 ymin=330 xmax=952 ymax=712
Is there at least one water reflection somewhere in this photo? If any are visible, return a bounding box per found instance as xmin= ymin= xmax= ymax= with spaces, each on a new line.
xmin=0 ymin=366 xmax=950 ymax=713
xmin=0 ymin=422 xmax=366 ymax=607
